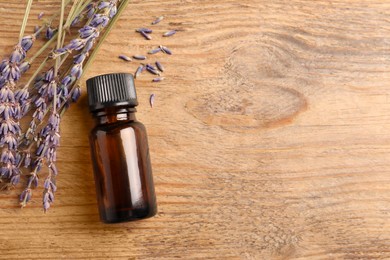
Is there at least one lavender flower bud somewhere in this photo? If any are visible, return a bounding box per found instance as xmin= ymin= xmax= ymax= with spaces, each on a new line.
xmin=49 ymin=163 xmax=58 ymax=176
xmin=71 ymin=15 xmax=82 ymax=26
xmin=33 ymin=109 xmax=44 ymax=121
xmin=0 ymin=60 xmax=8 ymax=73
xmin=0 ymin=77 xmax=5 ymax=88
xmin=13 ymin=104 xmax=21 ymax=120
xmin=10 ymin=174 xmax=20 ymax=186
xmin=29 ymin=174 xmax=39 ymax=188
xmin=71 ymin=86 xmax=81 ymax=102
xmin=21 ymin=35 xmax=35 ymax=52
xmin=47 ymin=81 xmax=57 ymax=99
xmin=44 ymin=68 xmax=55 ymax=82
xmin=70 ymin=64 xmax=83 ymax=79
xmin=73 ymin=53 xmax=86 ymax=64
xmin=15 ymin=152 xmax=21 ymax=165
xmin=46 ymin=27 xmax=55 ymax=40
xmin=10 ymin=48 xmax=26 ymax=63
xmin=66 ymin=39 xmax=86 ymax=51
xmin=83 ymin=39 xmax=95 ymax=52
xmin=24 ymin=153 xmax=31 ymax=168
xmin=109 ymin=6 xmax=117 ymax=18
xmin=21 ymin=102 xmax=30 ymax=116
xmin=90 ymin=14 xmax=109 ymax=27
xmin=15 ymin=89 xmax=29 ymax=101
xmin=19 ymin=61 xmax=30 ymax=74
xmin=87 ymin=7 xmax=95 ymax=18
xmin=8 ymin=65 xmax=21 ymax=81
xmin=20 ymin=189 xmax=32 ymax=203
xmin=79 ymin=26 xmax=97 ymax=39
xmin=36 ymin=143 xmax=45 ymax=156
xmin=61 ymin=75 xmax=73 ymax=86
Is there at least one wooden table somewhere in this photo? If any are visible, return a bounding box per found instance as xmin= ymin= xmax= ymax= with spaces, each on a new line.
xmin=0 ymin=0 xmax=389 ymax=259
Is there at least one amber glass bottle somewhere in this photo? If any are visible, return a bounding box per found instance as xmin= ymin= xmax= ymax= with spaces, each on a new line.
xmin=86 ymin=73 xmax=157 ymax=223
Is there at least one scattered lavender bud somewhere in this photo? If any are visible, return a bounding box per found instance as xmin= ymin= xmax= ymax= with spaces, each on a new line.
xmin=148 ymin=47 xmax=161 ymax=54
xmin=155 ymin=61 xmax=164 ymax=72
xmin=163 ymin=30 xmax=176 ymax=37
xmin=160 ymin=45 xmax=172 ymax=55
xmin=146 ymin=66 xmax=160 ymax=75
xmin=38 ymin=12 xmax=44 ymax=19
xmin=45 ymin=27 xmax=54 ymax=40
xmin=140 ymin=30 xmax=152 ymax=40
xmin=133 ymin=55 xmax=146 ymax=60
xmin=134 ymin=65 xmax=143 ymax=79
xmin=118 ymin=54 xmax=132 ymax=62
xmin=136 ymin=28 xmax=152 ymax=33
xmin=151 ymin=16 xmax=164 ymax=25
xmin=152 ymin=77 xmax=165 ymax=82
xmin=146 ymin=64 xmax=157 ymax=71
xmin=149 ymin=94 xmax=155 ymax=108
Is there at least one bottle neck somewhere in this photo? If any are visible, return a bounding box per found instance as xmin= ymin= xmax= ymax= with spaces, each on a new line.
xmin=92 ymin=107 xmax=137 ymax=125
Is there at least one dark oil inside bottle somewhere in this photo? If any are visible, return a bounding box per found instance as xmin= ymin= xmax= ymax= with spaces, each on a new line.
xmin=89 ymin=108 xmax=157 ymax=223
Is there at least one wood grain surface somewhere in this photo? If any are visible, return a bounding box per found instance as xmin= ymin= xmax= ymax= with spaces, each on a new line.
xmin=0 ymin=0 xmax=390 ymax=259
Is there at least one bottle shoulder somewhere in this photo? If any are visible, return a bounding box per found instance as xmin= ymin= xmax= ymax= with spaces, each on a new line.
xmin=90 ymin=120 xmax=146 ymax=135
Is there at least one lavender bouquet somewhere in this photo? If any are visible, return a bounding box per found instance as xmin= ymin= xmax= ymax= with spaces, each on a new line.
xmin=0 ymin=0 xmax=129 ymax=211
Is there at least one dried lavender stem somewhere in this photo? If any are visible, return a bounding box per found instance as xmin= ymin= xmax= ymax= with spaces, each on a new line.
xmin=53 ymin=0 xmax=66 ymax=114
xmin=19 ymin=0 xmax=34 ymax=41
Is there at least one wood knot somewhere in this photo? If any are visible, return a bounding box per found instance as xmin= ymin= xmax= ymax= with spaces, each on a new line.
xmin=186 ymin=42 xmax=308 ymax=132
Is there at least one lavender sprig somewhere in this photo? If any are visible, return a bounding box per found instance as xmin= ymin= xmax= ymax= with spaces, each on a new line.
xmin=19 ymin=0 xmax=123 ymax=211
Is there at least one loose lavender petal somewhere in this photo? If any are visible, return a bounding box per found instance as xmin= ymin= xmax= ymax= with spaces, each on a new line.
xmin=134 ymin=65 xmax=143 ymax=79
xmin=118 ymin=55 xmax=132 ymax=62
xmin=136 ymin=28 xmax=152 ymax=33
xmin=160 ymin=45 xmax=172 ymax=55
xmin=151 ymin=16 xmax=164 ymax=25
xmin=152 ymin=77 xmax=165 ymax=82
xmin=163 ymin=30 xmax=177 ymax=37
xmin=150 ymin=94 xmax=155 ymax=108
xmin=140 ymin=31 xmax=152 ymax=40
xmin=133 ymin=55 xmax=146 ymax=60
xmin=38 ymin=12 xmax=44 ymax=19
xmin=156 ymin=61 xmax=164 ymax=72
xmin=148 ymin=48 xmax=161 ymax=54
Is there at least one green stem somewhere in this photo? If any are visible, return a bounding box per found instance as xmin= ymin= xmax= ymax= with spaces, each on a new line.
xmin=19 ymin=0 xmax=34 ymax=41
xmin=53 ymin=0 xmax=66 ymax=114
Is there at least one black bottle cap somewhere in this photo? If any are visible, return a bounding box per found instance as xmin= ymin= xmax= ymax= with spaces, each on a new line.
xmin=86 ymin=73 xmax=138 ymax=112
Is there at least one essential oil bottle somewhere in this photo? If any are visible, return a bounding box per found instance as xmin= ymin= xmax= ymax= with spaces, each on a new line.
xmin=86 ymin=73 xmax=157 ymax=223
